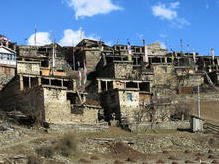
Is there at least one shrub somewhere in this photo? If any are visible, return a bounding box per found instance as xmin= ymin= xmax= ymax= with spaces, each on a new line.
xmin=168 ymin=156 xmax=178 ymax=160
xmin=114 ymin=160 xmax=123 ymax=164
xmin=36 ymin=146 xmax=54 ymax=158
xmin=172 ymin=162 xmax=179 ymax=164
xmin=156 ymin=159 xmax=165 ymax=163
xmin=78 ymin=158 xmax=91 ymax=163
xmin=90 ymin=156 xmax=99 ymax=160
xmin=36 ymin=133 xmax=78 ymax=158
xmin=27 ymin=155 xmax=43 ymax=164
xmin=54 ymin=133 xmax=77 ymax=157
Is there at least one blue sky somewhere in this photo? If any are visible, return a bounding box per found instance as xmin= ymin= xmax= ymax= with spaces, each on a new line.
xmin=0 ymin=0 xmax=219 ymax=55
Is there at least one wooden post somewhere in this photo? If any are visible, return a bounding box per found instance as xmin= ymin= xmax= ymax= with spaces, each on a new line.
xmin=197 ymin=85 xmax=201 ymax=118
xmin=105 ymin=81 xmax=108 ymax=91
xmin=73 ymin=80 xmax=77 ymax=91
xmin=29 ymin=77 xmax=31 ymax=88
xmin=38 ymin=77 xmax=41 ymax=86
xmin=20 ymin=75 xmax=24 ymax=91
xmin=165 ymin=57 xmax=167 ymax=63
xmin=98 ymin=80 xmax=101 ymax=93
xmin=61 ymin=79 xmax=64 ymax=87
xmin=83 ymin=94 xmax=86 ymax=103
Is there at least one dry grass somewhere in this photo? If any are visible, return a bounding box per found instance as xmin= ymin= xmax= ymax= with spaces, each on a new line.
xmin=78 ymin=158 xmax=91 ymax=163
xmin=168 ymin=155 xmax=178 ymax=160
xmin=156 ymin=159 xmax=165 ymax=163
xmin=90 ymin=156 xmax=99 ymax=160
xmin=189 ymin=101 xmax=219 ymax=124
xmin=27 ymin=156 xmax=43 ymax=164
xmin=54 ymin=133 xmax=77 ymax=157
xmin=212 ymin=160 xmax=219 ymax=163
xmin=36 ymin=133 xmax=78 ymax=158
xmin=208 ymin=149 xmax=214 ymax=153
xmin=36 ymin=146 xmax=54 ymax=158
xmin=172 ymin=162 xmax=179 ymax=164
xmin=114 ymin=160 xmax=124 ymax=164
xmin=208 ymin=154 xmax=216 ymax=159
xmin=184 ymin=150 xmax=191 ymax=154
xmin=185 ymin=160 xmax=195 ymax=163
xmin=162 ymin=150 xmax=169 ymax=154
xmin=126 ymin=157 xmax=136 ymax=162
xmin=76 ymin=127 xmax=134 ymax=139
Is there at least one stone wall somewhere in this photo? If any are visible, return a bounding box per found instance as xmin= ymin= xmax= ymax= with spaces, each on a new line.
xmin=148 ymin=42 xmax=168 ymax=56
xmin=85 ymin=50 xmax=101 ymax=73
xmin=114 ymin=62 xmax=133 ymax=79
xmin=129 ymin=121 xmax=191 ymax=131
xmin=118 ymin=90 xmax=140 ymax=123
xmin=17 ymin=61 xmax=40 ymax=75
xmin=152 ymin=65 xmax=177 ymax=97
xmin=43 ymin=87 xmax=71 ymax=124
xmin=49 ymin=57 xmax=72 ymax=72
xmin=153 ymin=65 xmax=177 ymax=88
xmin=43 ymin=87 xmax=99 ymax=124
xmin=18 ymin=46 xmax=38 ymax=57
xmin=0 ymin=66 xmax=15 ymax=90
xmin=178 ymin=74 xmax=204 ymax=87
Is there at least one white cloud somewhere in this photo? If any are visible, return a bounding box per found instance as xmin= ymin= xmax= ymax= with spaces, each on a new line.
xmin=170 ymin=2 xmax=180 ymax=9
xmin=152 ymin=2 xmax=190 ymax=28
xmin=160 ymin=34 xmax=167 ymax=38
xmin=174 ymin=18 xmax=191 ymax=29
xmin=152 ymin=3 xmax=177 ymax=20
xmin=27 ymin=32 xmax=51 ymax=46
xmin=59 ymin=28 xmax=99 ymax=46
xmin=27 ymin=29 xmax=99 ymax=47
xmin=66 ymin=0 xmax=122 ymax=20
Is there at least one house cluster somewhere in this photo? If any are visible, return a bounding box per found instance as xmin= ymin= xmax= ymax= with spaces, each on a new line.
xmin=0 ymin=35 xmax=218 ymax=127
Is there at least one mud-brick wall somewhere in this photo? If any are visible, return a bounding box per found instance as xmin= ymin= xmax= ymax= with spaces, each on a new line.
xmin=114 ymin=62 xmax=133 ymax=79
xmin=118 ymin=90 xmax=140 ymax=123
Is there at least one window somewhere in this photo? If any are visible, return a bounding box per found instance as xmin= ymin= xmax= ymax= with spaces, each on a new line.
xmin=127 ymin=93 xmax=133 ymax=101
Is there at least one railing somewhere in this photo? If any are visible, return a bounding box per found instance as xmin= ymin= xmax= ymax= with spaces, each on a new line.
xmin=0 ymin=60 xmax=16 ymax=66
xmin=204 ymin=122 xmax=219 ymax=135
